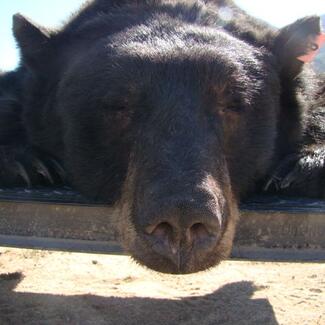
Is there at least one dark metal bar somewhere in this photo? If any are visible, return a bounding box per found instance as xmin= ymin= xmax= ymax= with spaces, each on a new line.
xmin=0 ymin=188 xmax=324 ymax=261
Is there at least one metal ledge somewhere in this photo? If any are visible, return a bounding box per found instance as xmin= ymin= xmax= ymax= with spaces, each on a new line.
xmin=0 ymin=188 xmax=324 ymax=261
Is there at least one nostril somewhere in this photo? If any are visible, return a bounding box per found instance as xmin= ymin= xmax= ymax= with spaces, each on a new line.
xmin=151 ymin=222 xmax=173 ymax=238
xmin=145 ymin=222 xmax=178 ymax=255
xmin=189 ymin=223 xmax=210 ymax=242
xmin=145 ymin=222 xmax=173 ymax=242
xmin=188 ymin=222 xmax=219 ymax=250
xmin=191 ymin=222 xmax=208 ymax=237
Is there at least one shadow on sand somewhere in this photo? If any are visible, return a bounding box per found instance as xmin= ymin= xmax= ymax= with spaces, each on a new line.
xmin=0 ymin=272 xmax=278 ymax=325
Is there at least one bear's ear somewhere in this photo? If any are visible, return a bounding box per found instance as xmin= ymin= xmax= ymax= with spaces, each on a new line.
xmin=273 ymin=16 xmax=325 ymax=79
xmin=13 ymin=14 xmax=52 ymax=69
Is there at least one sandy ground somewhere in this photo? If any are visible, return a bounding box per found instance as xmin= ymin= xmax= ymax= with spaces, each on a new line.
xmin=0 ymin=248 xmax=324 ymax=325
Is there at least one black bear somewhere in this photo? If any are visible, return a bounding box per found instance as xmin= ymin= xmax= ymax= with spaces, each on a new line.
xmin=0 ymin=0 xmax=324 ymax=273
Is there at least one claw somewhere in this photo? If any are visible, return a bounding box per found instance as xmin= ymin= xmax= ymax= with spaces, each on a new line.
xmin=33 ymin=158 xmax=54 ymax=184
xmin=280 ymin=170 xmax=297 ymax=189
xmin=49 ymin=158 xmax=66 ymax=183
xmin=263 ymin=178 xmax=273 ymax=191
xmin=264 ymin=154 xmax=301 ymax=192
xmin=15 ymin=161 xmax=32 ymax=187
xmin=263 ymin=175 xmax=281 ymax=191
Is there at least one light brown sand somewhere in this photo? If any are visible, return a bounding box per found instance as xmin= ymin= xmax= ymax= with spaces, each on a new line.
xmin=0 ymin=248 xmax=324 ymax=324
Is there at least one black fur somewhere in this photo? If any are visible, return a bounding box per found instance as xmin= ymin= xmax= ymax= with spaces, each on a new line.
xmin=1 ymin=0 xmax=325 ymax=273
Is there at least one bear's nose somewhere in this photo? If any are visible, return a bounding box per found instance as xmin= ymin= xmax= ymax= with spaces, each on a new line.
xmin=144 ymin=204 xmax=221 ymax=270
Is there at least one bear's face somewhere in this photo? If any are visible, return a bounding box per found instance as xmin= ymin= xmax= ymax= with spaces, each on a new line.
xmin=12 ymin=6 xmax=322 ymax=273
xmin=58 ymin=26 xmax=280 ymax=273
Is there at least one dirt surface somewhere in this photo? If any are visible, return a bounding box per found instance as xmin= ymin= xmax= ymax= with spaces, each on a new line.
xmin=0 ymin=248 xmax=324 ymax=325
